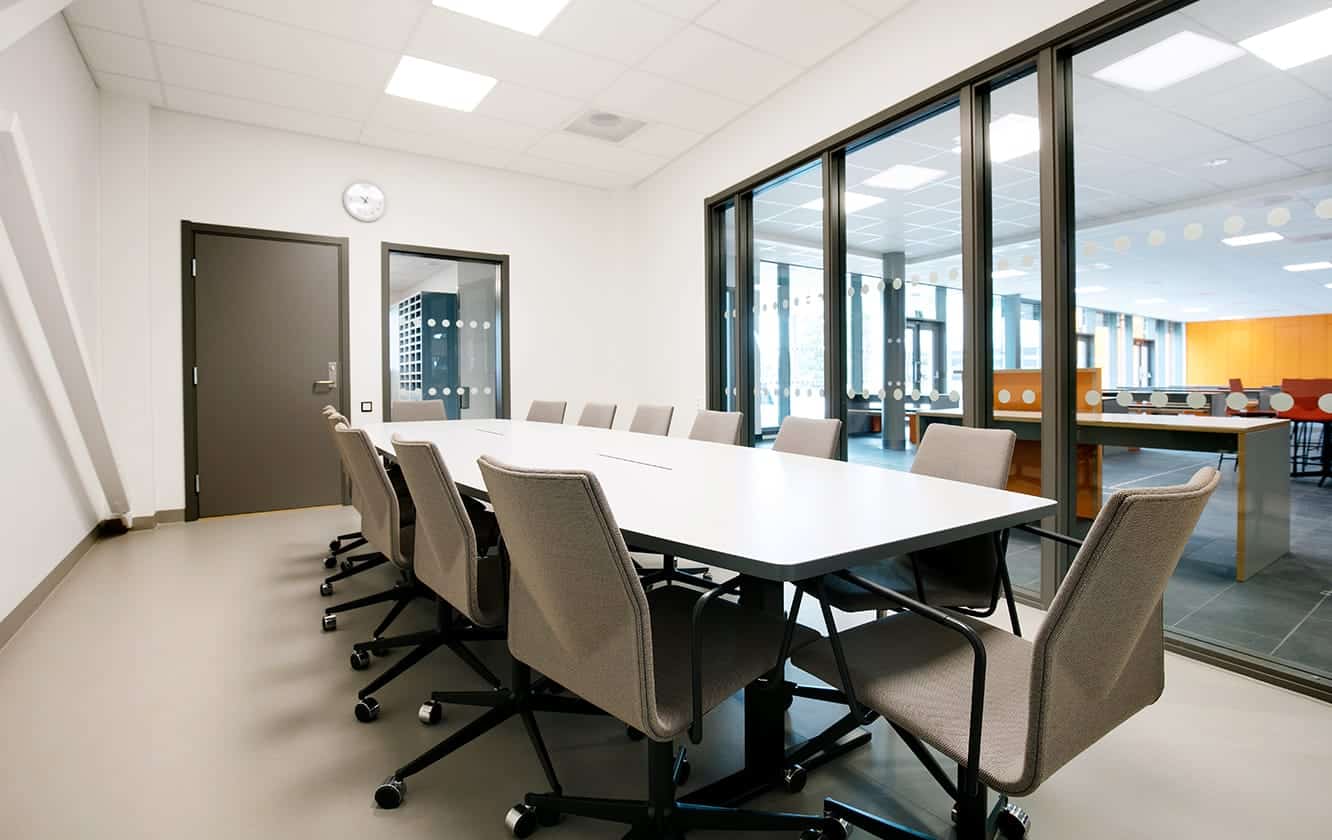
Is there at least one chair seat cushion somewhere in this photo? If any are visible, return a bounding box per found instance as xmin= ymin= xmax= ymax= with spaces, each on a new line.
xmin=645 ymin=585 xmax=818 ymax=740
xmin=792 ymin=613 xmax=1035 ymax=794
xmin=812 ymin=537 xmax=1000 ymax=613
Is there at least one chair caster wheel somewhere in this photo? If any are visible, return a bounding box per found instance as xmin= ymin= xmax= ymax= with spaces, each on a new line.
xmin=320 ymin=582 xmax=334 ymax=597
xmin=354 ymin=697 xmax=380 ymax=723
xmin=322 ymin=614 xmax=337 ymax=632
xmin=702 ymin=571 xmax=713 ymax=581
xmin=329 ymin=539 xmax=340 ymax=552
xmin=782 ymin=764 xmax=808 ymax=794
xmin=374 ymin=775 xmax=405 ymax=809
xmin=673 ymin=755 xmax=691 ymax=786
xmin=802 ymin=817 xmax=851 ymax=840
xmin=340 ymin=558 xmax=355 ymax=572
xmin=418 ymin=700 xmax=443 ymax=726
xmin=995 ymin=803 xmax=1030 ymax=839
xmin=506 ymin=804 xmax=539 ymax=838
xmin=350 ymin=650 xmax=371 ymax=670
xmin=323 ymin=554 xmax=337 ymax=569
xmin=626 ymin=726 xmax=645 ymax=741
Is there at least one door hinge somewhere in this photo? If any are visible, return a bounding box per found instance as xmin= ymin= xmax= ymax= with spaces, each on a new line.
xmin=192 ymin=366 xmax=198 ymax=386
xmin=191 ymin=258 xmax=197 ymax=277
xmin=194 ymin=474 xmax=200 ymax=494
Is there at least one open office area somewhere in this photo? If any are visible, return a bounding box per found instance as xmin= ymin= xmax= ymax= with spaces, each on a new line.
xmin=2 ymin=1 xmax=1330 ymax=839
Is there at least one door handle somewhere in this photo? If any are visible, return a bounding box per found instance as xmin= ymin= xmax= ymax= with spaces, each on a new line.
xmin=313 ymin=361 xmax=338 ymax=392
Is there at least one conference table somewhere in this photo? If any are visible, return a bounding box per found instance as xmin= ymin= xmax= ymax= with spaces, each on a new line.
xmin=360 ymin=418 xmax=1056 ymax=805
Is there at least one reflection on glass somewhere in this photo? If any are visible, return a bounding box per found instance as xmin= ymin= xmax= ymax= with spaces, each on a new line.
xmin=387 ymin=252 xmax=501 ymax=420
xmin=1073 ymin=0 xmax=1332 ymax=684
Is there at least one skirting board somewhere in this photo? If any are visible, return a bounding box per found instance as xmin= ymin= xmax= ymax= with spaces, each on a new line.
xmin=0 ymin=524 xmax=98 ymax=652
xmin=129 ymin=508 xmax=187 ymax=530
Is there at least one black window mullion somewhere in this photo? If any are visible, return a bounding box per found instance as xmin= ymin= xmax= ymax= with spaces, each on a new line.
xmin=822 ymin=149 xmax=848 ymax=460
xmin=959 ymin=82 xmax=994 ymax=429
xmin=735 ymin=192 xmax=756 ymax=446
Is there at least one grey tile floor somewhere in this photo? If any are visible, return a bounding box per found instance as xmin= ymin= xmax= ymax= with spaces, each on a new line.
xmin=844 ymin=435 xmax=1332 ymax=684
xmin=1 ymin=507 xmax=1328 ymax=839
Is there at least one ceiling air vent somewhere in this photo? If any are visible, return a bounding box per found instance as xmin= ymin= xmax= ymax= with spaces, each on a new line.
xmin=563 ymin=110 xmax=645 ymax=143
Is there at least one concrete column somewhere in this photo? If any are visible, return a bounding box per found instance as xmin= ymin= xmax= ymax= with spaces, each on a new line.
xmin=882 ymin=252 xmax=906 ymax=450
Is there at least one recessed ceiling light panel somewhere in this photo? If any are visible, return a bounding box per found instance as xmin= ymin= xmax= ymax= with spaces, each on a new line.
xmin=1092 ymin=31 xmax=1245 ymax=92
xmin=1240 ymin=8 xmax=1332 ymax=70
xmin=385 ymin=56 xmax=496 ymax=112
xmin=1285 ymin=261 xmax=1332 ymax=272
xmin=803 ymin=193 xmax=886 ymax=213
xmin=862 ymin=164 xmax=946 ymax=191
xmin=433 ymin=0 xmax=571 ymax=36
xmin=1222 ymin=231 xmax=1284 ymax=247
xmin=988 ymin=114 xmax=1041 ymax=162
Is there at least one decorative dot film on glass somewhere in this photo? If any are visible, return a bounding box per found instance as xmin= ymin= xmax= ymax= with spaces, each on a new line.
xmin=1223 ymin=215 xmax=1245 ymax=235
xmin=1267 ymin=207 xmax=1291 ymax=227
xmin=1270 ymin=392 xmax=1295 ymax=412
xmin=1021 ymin=389 xmax=1037 ymax=405
xmin=893 ymin=388 xmax=904 ymax=401
xmin=427 ymin=387 xmax=437 ymax=396
xmin=930 ymin=389 xmax=941 ymax=401
xmin=948 ymin=390 xmax=959 ymax=402
xmin=443 ymin=387 xmax=452 ymax=396
xmin=998 ymin=388 xmax=1011 ymax=404
xmin=1117 ymin=391 xmax=1135 ymax=408
xmin=1150 ymin=391 xmax=1169 ymax=408
xmin=1085 ymin=390 xmax=1101 ymax=406
xmin=1226 ymin=392 xmax=1249 ymax=411
xmin=427 ymin=318 xmax=436 ymax=327
xmin=1184 ymin=223 xmax=1203 ymax=240
xmin=484 ymin=321 xmax=492 ymax=329
xmin=1148 ymin=229 xmax=1166 ymax=246
xmin=469 ymin=320 xmax=478 ymax=328
xmin=1317 ymin=198 xmax=1332 ymax=219
xmin=1319 ymin=394 xmax=1332 ymax=414
xmin=1113 ymin=236 xmax=1130 ymax=252
xmin=1187 ymin=392 xmax=1208 ymax=410
xmin=912 ymin=387 xmax=921 ymax=401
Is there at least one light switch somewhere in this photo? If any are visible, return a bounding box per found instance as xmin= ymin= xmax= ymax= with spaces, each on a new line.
xmin=360 ymin=401 xmax=373 ymax=413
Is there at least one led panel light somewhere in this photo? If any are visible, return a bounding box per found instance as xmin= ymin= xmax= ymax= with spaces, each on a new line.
xmin=1222 ymin=231 xmax=1284 ymax=247
xmin=385 ymin=56 xmax=496 ymax=111
xmin=949 ymin=114 xmax=1040 ymax=162
xmin=433 ymin=0 xmax=571 ymax=36
xmin=1092 ymin=31 xmax=1245 ymax=92
xmin=862 ymin=164 xmax=946 ymax=191
xmin=1284 ymin=261 xmax=1332 ymax=272
xmin=1241 ymin=8 xmax=1332 ymax=70
xmin=802 ymin=192 xmax=886 ymax=213
xmin=992 ymin=269 xmax=1027 ymax=279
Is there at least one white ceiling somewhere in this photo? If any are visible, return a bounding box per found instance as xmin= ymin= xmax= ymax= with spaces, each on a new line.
xmin=64 ymin=0 xmax=909 ymax=189
xmin=749 ymin=0 xmax=1332 ymax=323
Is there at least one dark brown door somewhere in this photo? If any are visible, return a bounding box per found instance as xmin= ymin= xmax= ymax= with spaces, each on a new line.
xmin=193 ymin=232 xmax=343 ymax=516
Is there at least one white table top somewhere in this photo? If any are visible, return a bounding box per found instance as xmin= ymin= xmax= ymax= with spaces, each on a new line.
xmin=920 ymin=407 xmax=1288 ymax=434
xmin=360 ymin=419 xmax=1056 ymax=582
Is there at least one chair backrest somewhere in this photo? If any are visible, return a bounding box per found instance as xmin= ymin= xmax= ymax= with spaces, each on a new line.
xmin=910 ymin=423 xmax=1016 ymax=489
xmin=629 ymin=404 xmax=674 ymax=436
xmin=392 ymin=399 xmax=447 ymax=421
xmin=526 ymin=400 xmax=567 ymax=423
xmin=1024 ymin=467 xmax=1219 ymax=792
xmin=688 ymin=410 xmax=744 ymax=445
xmin=1228 ymin=378 xmax=1243 ymax=392
xmin=332 ymin=423 xmax=406 ymax=568
xmin=392 ymin=438 xmax=502 ymax=627
xmin=578 ymin=402 xmax=617 ymax=429
xmin=478 ymin=456 xmax=663 ymax=738
xmin=772 ymin=416 xmax=842 ymax=459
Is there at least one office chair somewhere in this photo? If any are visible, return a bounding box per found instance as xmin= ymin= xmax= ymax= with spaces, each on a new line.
xmin=773 ymin=416 xmax=843 ymax=459
xmin=474 ymin=456 xmax=832 ymax=838
xmin=793 ymin=467 xmax=1220 ymax=840
xmin=577 ymin=402 xmax=617 ymax=429
xmin=391 ymin=399 xmax=447 ymax=421
xmin=628 ymin=404 xmax=674 ymax=436
xmin=526 ymin=400 xmax=567 ymax=423
xmin=320 ymin=406 xmax=367 ymax=567
xmin=688 ymin=408 xmax=744 ymax=444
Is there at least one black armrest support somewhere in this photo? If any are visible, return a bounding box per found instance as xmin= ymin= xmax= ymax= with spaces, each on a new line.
xmin=1017 ymin=522 xmax=1084 ymax=549
xmin=688 ymin=574 xmax=745 ymax=745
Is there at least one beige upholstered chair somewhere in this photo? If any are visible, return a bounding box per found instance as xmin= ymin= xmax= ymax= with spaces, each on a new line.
xmin=577 ymin=402 xmax=617 ymax=429
xmin=773 ymin=416 xmax=843 ymax=459
xmin=794 ymin=468 xmax=1221 ymax=840
xmin=629 ymin=404 xmax=674 ymax=436
xmin=526 ymin=400 xmax=567 ymax=423
xmin=476 ymin=455 xmax=827 ymax=837
xmin=320 ymin=406 xmax=365 ymax=566
xmin=391 ymin=399 xmax=447 ymax=421
xmin=688 ymin=409 xmax=744 ymax=444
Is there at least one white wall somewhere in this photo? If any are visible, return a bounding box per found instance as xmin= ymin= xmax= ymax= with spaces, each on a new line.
xmin=128 ymin=109 xmax=627 ymax=513
xmin=0 ymin=14 xmax=101 ymax=622
xmin=623 ymin=0 xmax=1101 ymax=414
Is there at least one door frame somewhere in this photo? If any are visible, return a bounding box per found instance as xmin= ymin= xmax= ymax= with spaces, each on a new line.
xmin=181 ymin=221 xmax=351 ymax=522
xmin=380 ymin=242 xmax=511 ymax=422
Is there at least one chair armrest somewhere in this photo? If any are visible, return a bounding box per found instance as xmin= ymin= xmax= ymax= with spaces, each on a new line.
xmin=1016 ymin=522 xmax=1084 ymax=549
xmin=836 ymin=570 xmax=989 ymax=792
xmin=688 ymin=575 xmax=745 ymax=745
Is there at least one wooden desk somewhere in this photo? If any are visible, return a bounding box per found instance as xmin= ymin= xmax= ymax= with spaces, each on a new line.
xmin=918 ymin=409 xmax=1291 ymax=580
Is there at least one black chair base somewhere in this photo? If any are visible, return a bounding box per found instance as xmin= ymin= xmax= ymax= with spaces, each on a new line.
xmin=815 ymin=792 xmax=1029 ymax=840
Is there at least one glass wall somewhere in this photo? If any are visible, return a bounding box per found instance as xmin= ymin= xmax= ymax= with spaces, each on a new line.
xmin=752 ymin=162 xmax=826 ymax=440
xmin=1072 ymin=0 xmax=1332 ymax=682
xmin=840 ymin=102 xmax=963 ymax=472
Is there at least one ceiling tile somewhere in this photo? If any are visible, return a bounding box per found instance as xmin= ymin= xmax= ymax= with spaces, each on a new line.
xmin=1208 ymin=97 xmax=1332 ymax=143
xmin=505 ymin=154 xmax=639 ymax=188
xmin=408 ymin=7 xmax=625 ymax=100
xmin=594 ymin=70 xmax=745 ymax=134
xmin=543 ymin=0 xmax=686 ymax=64
xmin=369 ymin=95 xmax=546 ymax=152
xmin=1255 ymin=120 xmax=1332 ymax=157
xmin=841 ymin=0 xmax=912 ymax=17
xmin=358 ymin=123 xmax=516 ymax=170
xmin=524 ymin=131 xmax=668 ymax=178
xmin=163 ymin=85 xmax=363 ymax=142
xmin=142 ymin=0 xmax=399 ymax=90
xmin=1285 ymin=144 xmax=1332 ymax=171
xmin=696 ymin=0 xmax=873 ymax=67
xmin=622 ymin=122 xmax=706 ymax=157
xmin=198 ymin=0 xmax=429 ymax=51
xmin=472 ymin=82 xmax=584 ymax=130
xmin=155 ymin=44 xmax=380 ymax=121
xmin=639 ymin=25 xmax=801 ymax=104
xmin=95 ymin=71 xmax=164 ymax=106
xmin=65 ymin=0 xmax=148 ymax=38
xmin=634 ymin=0 xmax=717 ymax=20
xmin=71 ymin=26 xmax=157 ymax=79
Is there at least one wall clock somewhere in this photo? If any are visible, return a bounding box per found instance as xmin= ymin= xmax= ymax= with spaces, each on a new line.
xmin=343 ymin=182 xmax=385 ymax=222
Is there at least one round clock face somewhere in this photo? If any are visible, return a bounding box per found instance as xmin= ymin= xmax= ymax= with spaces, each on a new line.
xmin=343 ymin=182 xmax=385 ymax=222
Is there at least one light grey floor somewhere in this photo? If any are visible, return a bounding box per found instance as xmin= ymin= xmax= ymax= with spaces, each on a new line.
xmin=1 ymin=507 xmax=1329 ymax=839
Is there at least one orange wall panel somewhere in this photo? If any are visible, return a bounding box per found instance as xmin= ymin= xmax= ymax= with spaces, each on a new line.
xmin=1186 ymin=314 xmax=1332 ymax=386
